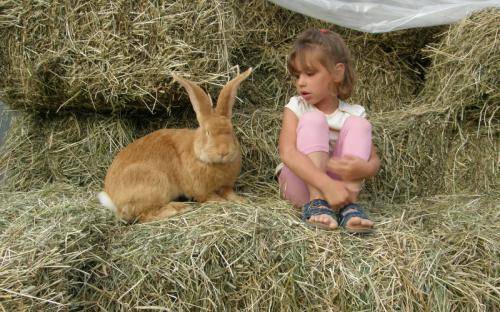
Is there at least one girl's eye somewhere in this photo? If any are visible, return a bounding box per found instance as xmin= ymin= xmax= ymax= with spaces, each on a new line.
xmin=306 ymin=71 xmax=315 ymax=76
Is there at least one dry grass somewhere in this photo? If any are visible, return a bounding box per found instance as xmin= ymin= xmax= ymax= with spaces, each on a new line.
xmin=231 ymin=0 xmax=440 ymax=113
xmin=417 ymin=8 xmax=499 ymax=119
xmin=0 ymin=6 xmax=498 ymax=311
xmin=0 ymin=184 xmax=120 ymax=311
xmin=0 ymin=0 xmax=441 ymax=114
xmin=0 ymin=185 xmax=498 ymax=311
xmin=1 ymin=104 xmax=496 ymax=201
xmin=367 ymin=8 xmax=500 ymax=200
xmin=368 ymin=109 xmax=498 ymax=201
xmin=0 ymin=0 xmax=239 ymax=113
xmin=0 ymin=112 xmax=137 ymax=190
xmin=0 ymin=107 xmax=281 ymax=194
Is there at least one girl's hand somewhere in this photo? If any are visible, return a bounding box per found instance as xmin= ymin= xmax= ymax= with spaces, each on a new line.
xmin=328 ymin=144 xmax=381 ymax=181
xmin=328 ymin=156 xmax=370 ymax=181
xmin=321 ymin=179 xmax=353 ymax=210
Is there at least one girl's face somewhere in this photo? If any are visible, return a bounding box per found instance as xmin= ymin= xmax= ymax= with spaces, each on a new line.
xmin=291 ymin=51 xmax=337 ymax=109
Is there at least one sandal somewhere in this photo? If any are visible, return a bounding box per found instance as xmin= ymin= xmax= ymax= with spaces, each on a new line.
xmin=302 ymin=199 xmax=338 ymax=231
xmin=339 ymin=203 xmax=374 ymax=234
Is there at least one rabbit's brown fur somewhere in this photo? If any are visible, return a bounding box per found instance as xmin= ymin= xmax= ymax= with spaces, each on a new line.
xmin=99 ymin=69 xmax=252 ymax=223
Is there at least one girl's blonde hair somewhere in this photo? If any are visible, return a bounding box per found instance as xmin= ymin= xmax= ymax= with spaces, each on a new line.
xmin=287 ymin=28 xmax=356 ymax=100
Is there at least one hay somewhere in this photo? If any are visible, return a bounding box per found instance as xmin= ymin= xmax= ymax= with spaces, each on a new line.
xmin=0 ymin=4 xmax=498 ymax=311
xmin=363 ymin=8 xmax=500 ymax=200
xmin=369 ymin=109 xmax=499 ymax=200
xmin=0 ymin=108 xmax=281 ymax=194
xmin=416 ymin=8 xmax=499 ymax=122
xmin=0 ymin=184 xmax=120 ymax=310
xmin=1 ymin=185 xmax=498 ymax=310
xmin=0 ymin=0 xmax=238 ymax=113
xmin=1 ymin=101 xmax=497 ymax=200
xmin=232 ymin=0 xmax=438 ymax=113
xmin=0 ymin=102 xmax=12 ymax=147
xmin=0 ymin=0 xmax=440 ymax=114
xmin=0 ymin=112 xmax=137 ymax=190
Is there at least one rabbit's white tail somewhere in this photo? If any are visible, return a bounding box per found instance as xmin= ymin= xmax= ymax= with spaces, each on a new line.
xmin=98 ymin=191 xmax=117 ymax=212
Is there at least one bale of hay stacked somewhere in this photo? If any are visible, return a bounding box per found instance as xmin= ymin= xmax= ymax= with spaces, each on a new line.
xmin=0 ymin=0 xmax=432 ymax=114
xmin=0 ymin=113 xmax=138 ymax=190
xmin=0 ymin=185 xmax=119 ymax=310
xmin=0 ymin=0 xmax=443 ymax=199
xmin=98 ymin=196 xmax=500 ymax=311
xmin=367 ymin=8 xmax=499 ymax=200
xmin=418 ymin=8 xmax=499 ymax=195
xmin=1 ymin=185 xmax=498 ymax=310
xmin=0 ymin=3 xmax=499 ymax=310
xmin=0 ymin=108 xmax=281 ymax=194
xmin=232 ymin=0 xmax=435 ymax=113
xmin=0 ymin=3 xmax=497 ymax=200
xmin=0 ymin=0 xmax=238 ymax=113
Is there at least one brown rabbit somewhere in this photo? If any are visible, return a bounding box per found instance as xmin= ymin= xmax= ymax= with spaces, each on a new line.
xmin=98 ymin=68 xmax=252 ymax=223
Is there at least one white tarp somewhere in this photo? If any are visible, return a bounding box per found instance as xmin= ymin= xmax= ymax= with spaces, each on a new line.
xmin=268 ymin=0 xmax=500 ymax=33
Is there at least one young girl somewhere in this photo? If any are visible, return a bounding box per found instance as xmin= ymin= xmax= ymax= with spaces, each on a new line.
xmin=277 ymin=29 xmax=380 ymax=233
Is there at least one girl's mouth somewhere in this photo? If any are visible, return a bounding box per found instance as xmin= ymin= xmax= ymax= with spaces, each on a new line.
xmin=301 ymin=92 xmax=312 ymax=99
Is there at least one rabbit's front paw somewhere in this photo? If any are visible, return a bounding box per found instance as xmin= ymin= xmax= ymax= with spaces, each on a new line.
xmin=219 ymin=187 xmax=247 ymax=203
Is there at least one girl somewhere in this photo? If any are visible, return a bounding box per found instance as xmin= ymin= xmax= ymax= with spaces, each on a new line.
xmin=277 ymin=29 xmax=380 ymax=233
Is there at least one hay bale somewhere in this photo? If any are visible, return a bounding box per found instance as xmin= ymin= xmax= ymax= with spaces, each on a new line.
xmin=2 ymin=186 xmax=497 ymax=310
xmin=362 ymin=8 xmax=500 ymax=200
xmin=0 ymin=113 xmax=137 ymax=190
xmin=0 ymin=109 xmax=280 ymax=194
xmin=416 ymin=8 xmax=499 ymax=121
xmin=93 ymin=195 xmax=499 ymax=310
xmin=368 ymin=108 xmax=499 ymax=200
xmin=0 ymin=185 xmax=119 ymax=310
xmin=0 ymin=101 xmax=12 ymax=148
xmin=0 ymin=0 xmax=439 ymax=113
xmin=0 ymin=0 xmax=237 ymax=113
xmin=1 ymin=102 xmax=497 ymax=199
xmin=0 ymin=6 xmax=496 ymax=199
xmin=442 ymin=129 xmax=499 ymax=193
xmin=232 ymin=0 xmax=438 ymax=113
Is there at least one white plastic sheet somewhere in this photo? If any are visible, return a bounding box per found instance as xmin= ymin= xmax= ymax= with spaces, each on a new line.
xmin=268 ymin=0 xmax=500 ymax=33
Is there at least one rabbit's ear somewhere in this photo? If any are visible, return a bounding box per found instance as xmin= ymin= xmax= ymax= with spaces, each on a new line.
xmin=172 ymin=73 xmax=213 ymax=123
xmin=215 ymin=68 xmax=252 ymax=118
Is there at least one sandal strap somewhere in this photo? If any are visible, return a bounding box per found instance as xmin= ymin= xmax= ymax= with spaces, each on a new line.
xmin=339 ymin=203 xmax=369 ymax=226
xmin=302 ymin=199 xmax=336 ymax=221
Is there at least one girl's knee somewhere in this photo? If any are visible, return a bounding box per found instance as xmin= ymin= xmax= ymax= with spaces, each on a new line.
xmin=297 ymin=111 xmax=330 ymax=153
xmin=299 ymin=111 xmax=328 ymax=130
xmin=345 ymin=116 xmax=372 ymax=133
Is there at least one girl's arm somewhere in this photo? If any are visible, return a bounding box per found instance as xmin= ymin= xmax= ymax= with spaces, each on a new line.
xmin=326 ymin=144 xmax=381 ymax=181
xmin=279 ymin=108 xmax=350 ymax=208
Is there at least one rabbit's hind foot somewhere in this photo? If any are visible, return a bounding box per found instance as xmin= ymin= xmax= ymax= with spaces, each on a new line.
xmin=138 ymin=202 xmax=192 ymax=223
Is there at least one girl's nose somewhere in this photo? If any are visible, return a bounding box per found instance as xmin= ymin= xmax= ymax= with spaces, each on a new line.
xmin=297 ymin=75 xmax=306 ymax=86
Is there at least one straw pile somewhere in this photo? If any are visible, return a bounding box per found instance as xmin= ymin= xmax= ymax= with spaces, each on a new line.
xmin=0 ymin=185 xmax=120 ymax=310
xmin=417 ymin=8 xmax=499 ymax=119
xmin=231 ymin=0 xmax=437 ymax=113
xmin=1 ymin=7 xmax=498 ymax=197
xmin=1 ymin=185 xmax=498 ymax=310
xmin=368 ymin=110 xmax=498 ymax=200
xmin=0 ymin=107 xmax=282 ymax=193
xmin=0 ymin=0 xmax=437 ymax=114
xmin=367 ymin=8 xmax=499 ymax=199
xmin=0 ymin=113 xmax=137 ymax=190
xmin=0 ymin=4 xmax=498 ymax=310
xmin=0 ymin=0 xmax=239 ymax=113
